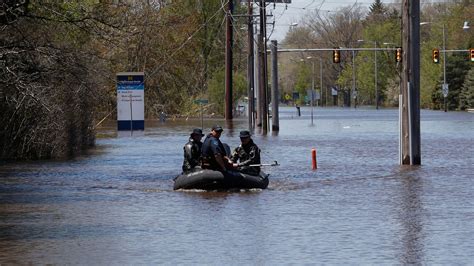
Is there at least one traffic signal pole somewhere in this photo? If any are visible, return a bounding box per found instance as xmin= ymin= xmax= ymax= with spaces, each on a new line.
xmin=442 ymin=24 xmax=447 ymax=112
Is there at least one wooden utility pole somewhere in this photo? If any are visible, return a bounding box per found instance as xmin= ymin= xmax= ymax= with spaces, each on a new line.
xmin=247 ymin=1 xmax=254 ymax=131
xmin=225 ymin=0 xmax=234 ymax=120
xmin=401 ymin=0 xmax=421 ymax=165
xmin=258 ymin=0 xmax=268 ymax=133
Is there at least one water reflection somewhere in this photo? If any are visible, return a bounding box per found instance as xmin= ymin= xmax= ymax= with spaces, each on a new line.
xmin=0 ymin=108 xmax=472 ymax=264
xmin=397 ymin=168 xmax=425 ymax=264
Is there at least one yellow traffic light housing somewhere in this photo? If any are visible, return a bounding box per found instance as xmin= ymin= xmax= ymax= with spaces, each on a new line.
xmin=333 ymin=48 xmax=340 ymax=63
xmin=470 ymin=48 xmax=474 ymax=62
xmin=395 ymin=47 xmax=402 ymax=62
xmin=432 ymin=48 xmax=440 ymax=64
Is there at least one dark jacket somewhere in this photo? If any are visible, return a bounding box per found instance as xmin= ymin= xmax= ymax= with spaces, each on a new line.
xmin=182 ymin=138 xmax=202 ymax=173
xmin=201 ymin=133 xmax=227 ymax=171
xmin=230 ymin=139 xmax=261 ymax=174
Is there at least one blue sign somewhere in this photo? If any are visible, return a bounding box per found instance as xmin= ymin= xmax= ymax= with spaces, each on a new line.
xmin=117 ymin=72 xmax=145 ymax=131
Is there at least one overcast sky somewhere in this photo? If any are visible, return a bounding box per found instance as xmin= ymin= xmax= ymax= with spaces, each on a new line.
xmin=263 ymin=0 xmax=401 ymax=41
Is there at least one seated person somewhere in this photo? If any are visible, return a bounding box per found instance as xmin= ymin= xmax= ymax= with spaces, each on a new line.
xmin=182 ymin=128 xmax=204 ymax=174
xmin=201 ymin=125 xmax=234 ymax=172
xmin=230 ymin=130 xmax=261 ymax=175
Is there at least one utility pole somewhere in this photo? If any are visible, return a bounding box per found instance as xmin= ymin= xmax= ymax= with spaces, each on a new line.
xmin=401 ymin=0 xmax=421 ymax=165
xmin=225 ymin=0 xmax=233 ymax=120
xmin=258 ymin=0 xmax=268 ymax=133
xmin=247 ymin=0 xmax=254 ymax=130
xmin=271 ymin=40 xmax=279 ymax=131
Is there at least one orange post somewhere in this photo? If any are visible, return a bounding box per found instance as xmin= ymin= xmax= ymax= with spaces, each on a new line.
xmin=311 ymin=148 xmax=317 ymax=170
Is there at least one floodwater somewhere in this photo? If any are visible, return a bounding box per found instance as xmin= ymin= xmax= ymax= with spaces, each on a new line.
xmin=0 ymin=107 xmax=472 ymax=264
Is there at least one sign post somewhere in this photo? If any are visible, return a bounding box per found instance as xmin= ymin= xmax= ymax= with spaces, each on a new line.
xmin=117 ymin=72 xmax=145 ymax=133
xmin=442 ymin=83 xmax=449 ymax=112
xmin=194 ymin=99 xmax=209 ymax=130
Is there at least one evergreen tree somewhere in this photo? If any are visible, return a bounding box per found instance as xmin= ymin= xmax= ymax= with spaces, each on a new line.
xmin=431 ymin=53 xmax=471 ymax=110
xmin=368 ymin=0 xmax=388 ymax=21
xmin=459 ymin=67 xmax=474 ymax=110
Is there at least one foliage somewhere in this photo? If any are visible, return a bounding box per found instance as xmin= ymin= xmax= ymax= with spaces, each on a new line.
xmin=459 ymin=67 xmax=474 ymax=110
xmin=0 ymin=1 xmax=112 ymax=159
xmin=0 ymin=1 xmax=243 ymax=160
xmin=207 ymin=69 xmax=247 ymax=115
xmin=431 ymin=53 xmax=471 ymax=110
xmin=282 ymin=0 xmax=472 ymax=109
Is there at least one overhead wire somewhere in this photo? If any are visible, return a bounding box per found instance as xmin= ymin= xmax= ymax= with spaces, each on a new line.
xmin=145 ymin=0 xmax=229 ymax=82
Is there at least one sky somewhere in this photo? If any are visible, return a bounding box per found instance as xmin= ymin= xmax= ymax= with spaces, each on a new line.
xmin=262 ymin=0 xmax=401 ymax=41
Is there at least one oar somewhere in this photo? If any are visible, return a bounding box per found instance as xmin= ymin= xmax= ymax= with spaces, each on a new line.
xmin=249 ymin=160 xmax=279 ymax=167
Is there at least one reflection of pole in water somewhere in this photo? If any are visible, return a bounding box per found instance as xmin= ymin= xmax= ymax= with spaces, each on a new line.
xmin=130 ymin=93 xmax=133 ymax=136
xmin=200 ymin=103 xmax=204 ymax=130
xmin=398 ymin=174 xmax=425 ymax=264
xmin=225 ymin=120 xmax=234 ymax=136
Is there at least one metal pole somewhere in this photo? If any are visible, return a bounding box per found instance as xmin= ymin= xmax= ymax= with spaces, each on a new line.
xmin=271 ymin=40 xmax=279 ymax=131
xmin=442 ymin=24 xmax=447 ymax=112
xmin=247 ymin=1 xmax=254 ymax=129
xmin=311 ymin=60 xmax=314 ymax=125
xmin=352 ymin=50 xmax=356 ymax=108
xmin=258 ymin=0 xmax=268 ymax=133
xmin=375 ymin=41 xmax=378 ymax=110
xmin=225 ymin=0 xmax=233 ymax=120
xmin=320 ymin=57 xmax=323 ymax=107
xmin=201 ymin=103 xmax=204 ymax=130
xmin=129 ymin=94 xmax=133 ymax=136
xmin=256 ymin=33 xmax=262 ymax=127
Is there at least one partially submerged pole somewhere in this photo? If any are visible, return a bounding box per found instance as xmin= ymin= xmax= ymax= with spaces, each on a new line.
xmin=270 ymin=40 xmax=279 ymax=131
xmin=225 ymin=0 xmax=233 ymax=120
xmin=401 ymin=0 xmax=421 ymax=165
xmin=258 ymin=0 xmax=268 ymax=133
xmin=247 ymin=0 xmax=254 ymax=131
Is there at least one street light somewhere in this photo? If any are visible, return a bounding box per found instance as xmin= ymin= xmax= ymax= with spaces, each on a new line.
xmin=462 ymin=21 xmax=470 ymax=31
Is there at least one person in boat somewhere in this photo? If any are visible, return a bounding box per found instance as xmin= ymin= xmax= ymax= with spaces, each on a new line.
xmin=230 ymin=130 xmax=261 ymax=175
xmin=182 ymin=128 xmax=204 ymax=174
xmin=201 ymin=125 xmax=234 ymax=172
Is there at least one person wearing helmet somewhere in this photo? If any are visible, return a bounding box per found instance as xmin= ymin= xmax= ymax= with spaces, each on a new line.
xmin=182 ymin=128 xmax=204 ymax=174
xmin=230 ymin=130 xmax=261 ymax=175
xmin=201 ymin=125 xmax=234 ymax=172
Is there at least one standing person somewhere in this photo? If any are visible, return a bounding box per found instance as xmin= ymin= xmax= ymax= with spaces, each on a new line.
xmin=230 ymin=130 xmax=261 ymax=175
xmin=182 ymin=128 xmax=204 ymax=174
xmin=201 ymin=125 xmax=233 ymax=172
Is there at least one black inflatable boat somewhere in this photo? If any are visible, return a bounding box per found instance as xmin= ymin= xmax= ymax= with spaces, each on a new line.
xmin=173 ymin=169 xmax=269 ymax=190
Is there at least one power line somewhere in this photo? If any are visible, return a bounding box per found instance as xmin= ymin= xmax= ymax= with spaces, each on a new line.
xmin=145 ymin=0 xmax=229 ymax=81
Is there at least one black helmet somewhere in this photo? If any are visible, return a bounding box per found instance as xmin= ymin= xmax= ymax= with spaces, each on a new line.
xmin=191 ymin=128 xmax=204 ymax=137
xmin=239 ymin=130 xmax=251 ymax=138
xmin=211 ymin=125 xmax=223 ymax=132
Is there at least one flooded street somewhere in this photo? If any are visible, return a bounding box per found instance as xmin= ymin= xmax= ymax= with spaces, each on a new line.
xmin=0 ymin=107 xmax=472 ymax=264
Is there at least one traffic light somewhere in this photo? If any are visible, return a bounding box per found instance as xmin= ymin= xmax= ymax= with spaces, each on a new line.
xmin=432 ymin=48 xmax=440 ymax=64
xmin=333 ymin=48 xmax=340 ymax=63
xmin=470 ymin=48 xmax=474 ymax=62
xmin=395 ymin=47 xmax=402 ymax=62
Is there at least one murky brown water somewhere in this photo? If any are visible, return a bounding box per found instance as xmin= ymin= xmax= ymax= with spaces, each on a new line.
xmin=0 ymin=107 xmax=473 ymax=264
